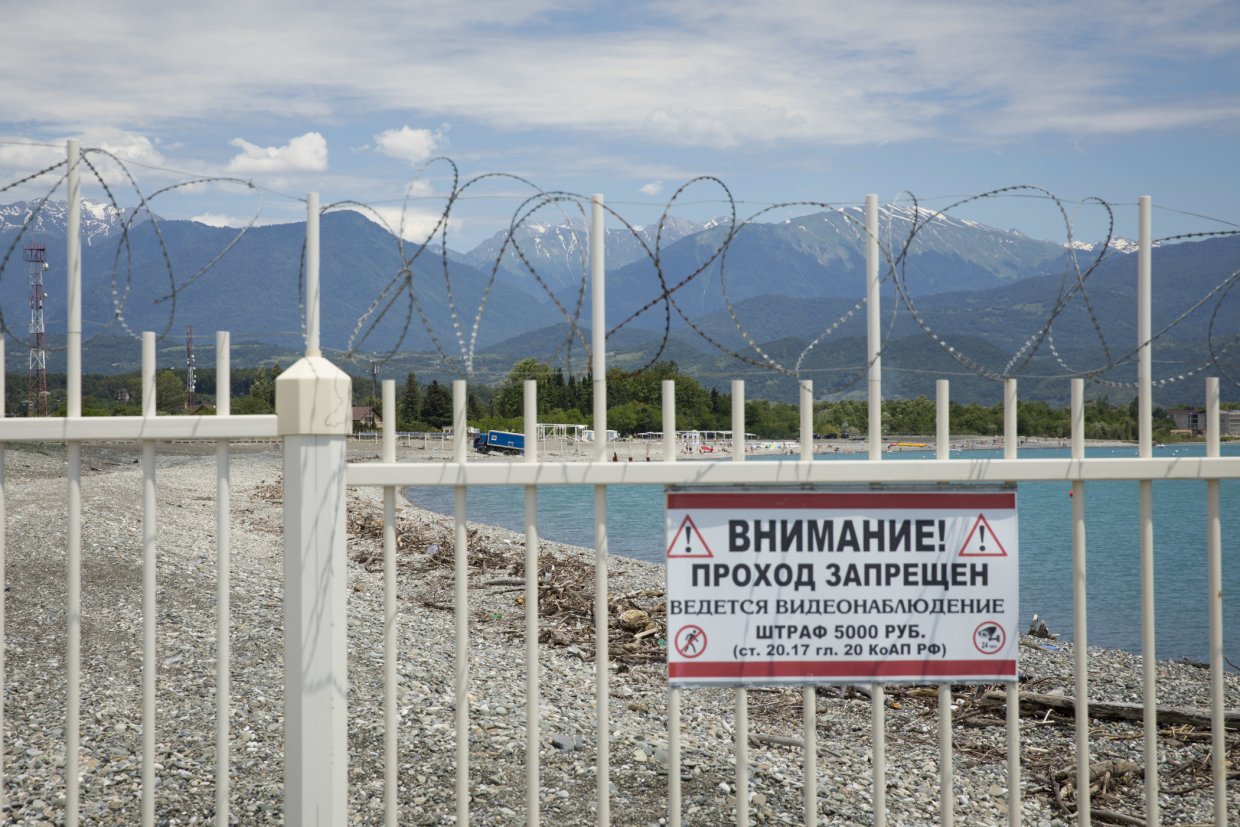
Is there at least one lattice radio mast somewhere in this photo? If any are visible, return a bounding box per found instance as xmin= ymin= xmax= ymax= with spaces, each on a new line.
xmin=24 ymin=240 xmax=48 ymax=417
xmin=185 ymin=324 xmax=197 ymax=410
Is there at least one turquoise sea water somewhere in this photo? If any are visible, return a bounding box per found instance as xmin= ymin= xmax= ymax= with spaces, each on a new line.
xmin=404 ymin=444 xmax=1238 ymax=662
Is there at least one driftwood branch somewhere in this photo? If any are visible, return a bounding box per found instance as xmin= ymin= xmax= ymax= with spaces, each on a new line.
xmin=1090 ymin=810 xmax=1146 ymax=827
xmin=749 ymin=732 xmax=846 ymax=761
xmin=981 ymin=690 xmax=1239 ymax=730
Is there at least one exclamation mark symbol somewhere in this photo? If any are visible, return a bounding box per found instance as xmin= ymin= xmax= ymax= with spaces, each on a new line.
xmin=684 ymin=523 xmax=694 ymax=555
xmin=938 ymin=519 xmax=945 ymax=551
xmin=978 ymin=524 xmax=986 ymax=552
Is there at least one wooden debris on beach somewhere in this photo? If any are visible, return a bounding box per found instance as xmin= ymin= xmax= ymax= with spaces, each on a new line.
xmin=978 ymin=688 xmax=1240 ymax=730
xmin=343 ymin=493 xmax=668 ymax=665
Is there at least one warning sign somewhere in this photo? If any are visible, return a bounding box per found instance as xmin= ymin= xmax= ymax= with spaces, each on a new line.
xmin=957 ymin=513 xmax=1008 ymax=557
xmin=665 ymin=487 xmax=1018 ymax=687
xmin=972 ymin=620 xmax=1006 ymax=655
xmin=674 ymin=625 xmax=708 ymax=658
xmin=666 ymin=514 xmax=714 ymax=558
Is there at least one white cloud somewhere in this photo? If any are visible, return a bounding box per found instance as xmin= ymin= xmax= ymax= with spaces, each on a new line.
xmin=191 ymin=212 xmax=257 ymax=228
xmin=0 ymin=128 xmax=165 ymax=175
xmin=374 ymin=126 xmax=448 ymax=165
xmin=0 ymin=140 xmax=63 ymax=171
xmin=0 ymin=1 xmax=1236 ymax=158
xmin=640 ymin=181 xmax=663 ymax=196
xmin=81 ymin=127 xmax=166 ymax=167
xmin=354 ymin=205 xmax=459 ymax=244
xmin=226 ymin=132 xmax=328 ymax=174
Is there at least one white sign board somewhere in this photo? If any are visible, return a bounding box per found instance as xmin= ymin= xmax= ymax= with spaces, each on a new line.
xmin=666 ymin=487 xmax=1018 ymax=687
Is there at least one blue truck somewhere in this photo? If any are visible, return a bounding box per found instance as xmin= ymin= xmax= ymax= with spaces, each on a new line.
xmin=472 ymin=430 xmax=525 ymax=455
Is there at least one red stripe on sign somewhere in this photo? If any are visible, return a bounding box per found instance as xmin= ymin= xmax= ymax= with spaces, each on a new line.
xmin=666 ymin=492 xmax=1015 ymax=510
xmin=668 ymin=659 xmax=1017 ymax=679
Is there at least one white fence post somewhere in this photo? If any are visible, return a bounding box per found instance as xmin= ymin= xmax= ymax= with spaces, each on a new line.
xmin=141 ymin=333 xmax=158 ymax=827
xmin=864 ymin=193 xmax=887 ymax=827
xmin=65 ymin=137 xmax=83 ymax=827
xmin=732 ymin=380 xmax=749 ymax=827
xmin=590 ymin=193 xmax=611 ymax=827
xmin=215 ymin=332 xmax=233 ymax=827
xmin=1002 ymin=378 xmax=1021 ymax=827
xmin=1136 ymin=196 xmax=1160 ymax=826
xmin=938 ymin=378 xmax=955 ymax=827
xmin=523 ymin=379 xmax=541 ymax=827
xmin=663 ymin=379 xmax=682 ymax=827
xmin=1205 ymin=377 xmax=1225 ymax=825
xmin=275 ymin=193 xmax=353 ymax=824
xmin=799 ymin=379 xmax=817 ymax=827
xmin=1070 ymin=378 xmax=1091 ymax=827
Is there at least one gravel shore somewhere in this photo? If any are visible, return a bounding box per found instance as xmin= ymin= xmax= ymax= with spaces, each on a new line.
xmin=2 ymin=442 xmax=1236 ymax=825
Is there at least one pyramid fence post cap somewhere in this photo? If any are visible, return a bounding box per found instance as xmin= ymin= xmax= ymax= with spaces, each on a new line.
xmin=275 ymin=355 xmax=353 ymax=436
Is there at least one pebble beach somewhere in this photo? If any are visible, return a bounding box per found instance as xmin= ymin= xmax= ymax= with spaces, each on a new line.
xmin=2 ymin=441 xmax=1236 ymax=825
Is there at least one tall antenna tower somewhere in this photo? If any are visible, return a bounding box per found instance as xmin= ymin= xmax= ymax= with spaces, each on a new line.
xmin=24 ymin=240 xmax=48 ymax=417
xmin=185 ymin=324 xmax=197 ymax=410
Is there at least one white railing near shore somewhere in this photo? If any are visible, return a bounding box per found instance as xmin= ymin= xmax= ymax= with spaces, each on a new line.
xmin=0 ymin=141 xmax=1234 ymax=826
xmin=0 ymin=141 xmax=281 ymax=827
xmin=346 ymin=195 xmax=1237 ymax=827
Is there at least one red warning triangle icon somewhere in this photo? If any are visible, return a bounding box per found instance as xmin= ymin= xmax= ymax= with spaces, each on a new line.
xmin=958 ymin=513 xmax=1007 ymax=557
xmin=667 ymin=515 xmax=714 ymax=558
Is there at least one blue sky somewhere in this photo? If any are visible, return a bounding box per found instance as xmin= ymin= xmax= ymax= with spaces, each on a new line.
xmin=2 ymin=0 xmax=1239 ymax=249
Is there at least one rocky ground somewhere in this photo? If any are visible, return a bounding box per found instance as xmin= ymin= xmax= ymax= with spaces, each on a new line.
xmin=1 ymin=441 xmax=1236 ymax=825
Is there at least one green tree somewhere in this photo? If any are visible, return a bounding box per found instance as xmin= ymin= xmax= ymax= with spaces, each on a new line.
xmin=155 ymin=370 xmax=188 ymax=413
xmin=398 ymin=372 xmax=422 ymax=429
xmin=422 ymin=380 xmax=453 ymax=429
xmin=233 ymin=367 xmax=275 ymax=414
xmin=885 ymin=396 xmax=935 ymax=435
xmin=494 ymin=358 xmax=554 ymax=417
xmin=608 ymin=400 xmax=659 ymax=435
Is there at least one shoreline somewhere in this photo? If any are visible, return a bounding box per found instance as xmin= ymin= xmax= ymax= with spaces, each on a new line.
xmin=350 ymin=434 xmax=1138 ymax=464
xmin=1 ymin=442 xmax=1234 ymax=824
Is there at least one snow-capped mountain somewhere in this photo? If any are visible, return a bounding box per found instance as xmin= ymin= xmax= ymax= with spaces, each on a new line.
xmin=0 ymin=199 xmax=152 ymax=247
xmin=1065 ymin=237 xmax=1141 ymax=255
xmin=462 ymin=214 xmax=703 ymax=296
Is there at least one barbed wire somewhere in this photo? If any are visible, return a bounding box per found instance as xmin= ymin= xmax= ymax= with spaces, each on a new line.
xmin=0 ymin=152 xmax=1237 ymax=398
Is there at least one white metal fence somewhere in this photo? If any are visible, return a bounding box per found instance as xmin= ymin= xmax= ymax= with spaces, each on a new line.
xmin=0 ymin=143 xmax=1235 ymax=825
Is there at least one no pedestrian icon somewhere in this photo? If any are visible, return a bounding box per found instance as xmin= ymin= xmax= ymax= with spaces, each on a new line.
xmin=674 ymin=625 xmax=707 ymax=658
xmin=667 ymin=515 xmax=714 ymax=558
xmin=957 ymin=513 xmax=1007 ymax=557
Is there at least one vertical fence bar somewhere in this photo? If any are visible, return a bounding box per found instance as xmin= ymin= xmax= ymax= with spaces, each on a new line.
xmin=382 ymin=380 xmax=398 ymax=827
xmin=65 ymin=137 xmax=82 ymax=827
xmin=276 ymin=192 xmax=352 ymax=825
xmin=523 ymin=380 xmax=540 ymax=827
xmin=1136 ymin=196 xmax=1159 ymax=826
xmin=866 ymin=194 xmax=881 ymax=461
xmin=1070 ymin=378 xmax=1090 ymax=827
xmin=799 ymin=379 xmax=817 ymax=827
xmin=731 ymin=380 xmax=749 ymax=827
xmin=936 ymin=379 xmax=954 ymax=827
xmin=141 ymin=333 xmax=158 ymax=827
xmin=1137 ymin=197 xmax=1153 ymax=455
xmin=1003 ymin=378 xmax=1021 ymax=827
xmin=663 ymin=380 xmax=681 ymax=827
xmin=1004 ymin=379 xmax=1017 ymax=454
xmin=215 ymin=332 xmax=231 ymax=827
xmin=936 ymin=379 xmax=949 ymax=460
xmin=305 ymin=194 xmax=321 ymax=357
xmin=590 ymin=194 xmax=610 ymax=827
xmin=66 ymin=139 xmax=81 ymax=414
xmin=453 ymin=380 xmax=469 ymax=827
xmin=864 ymin=193 xmax=886 ymax=827
xmin=1205 ymin=377 xmax=1224 ymax=826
